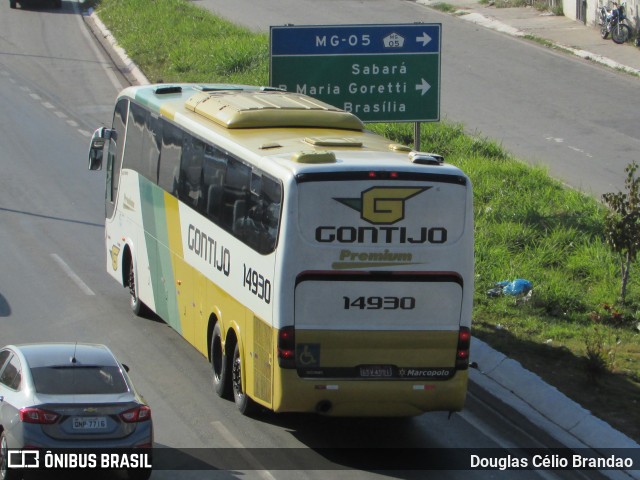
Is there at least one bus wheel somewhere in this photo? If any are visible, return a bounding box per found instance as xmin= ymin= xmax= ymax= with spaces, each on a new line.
xmin=232 ymin=343 xmax=257 ymax=415
xmin=128 ymin=260 xmax=148 ymax=316
xmin=211 ymin=323 xmax=232 ymax=399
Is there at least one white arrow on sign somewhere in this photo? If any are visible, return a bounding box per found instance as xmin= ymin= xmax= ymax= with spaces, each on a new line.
xmin=415 ymin=78 xmax=431 ymax=96
xmin=416 ymin=32 xmax=432 ymax=46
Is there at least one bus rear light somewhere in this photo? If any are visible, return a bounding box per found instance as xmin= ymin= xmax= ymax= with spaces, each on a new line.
xmin=456 ymin=327 xmax=471 ymax=370
xmin=278 ymin=326 xmax=296 ymax=369
xmin=367 ymin=171 xmax=400 ymax=179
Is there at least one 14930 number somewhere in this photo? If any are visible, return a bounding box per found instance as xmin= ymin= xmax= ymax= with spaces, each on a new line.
xmin=243 ymin=264 xmax=271 ymax=304
xmin=343 ymin=296 xmax=415 ymax=310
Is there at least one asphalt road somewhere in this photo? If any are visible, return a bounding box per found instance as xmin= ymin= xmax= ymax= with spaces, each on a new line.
xmin=0 ymin=1 xmax=619 ymax=479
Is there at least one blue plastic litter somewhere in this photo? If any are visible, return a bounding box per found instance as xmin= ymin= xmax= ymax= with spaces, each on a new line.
xmin=501 ymin=279 xmax=533 ymax=296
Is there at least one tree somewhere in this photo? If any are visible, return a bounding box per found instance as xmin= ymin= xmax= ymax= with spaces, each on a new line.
xmin=602 ymin=161 xmax=640 ymax=305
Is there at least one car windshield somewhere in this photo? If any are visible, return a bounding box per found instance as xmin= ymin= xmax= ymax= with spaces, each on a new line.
xmin=31 ymin=366 xmax=129 ymax=395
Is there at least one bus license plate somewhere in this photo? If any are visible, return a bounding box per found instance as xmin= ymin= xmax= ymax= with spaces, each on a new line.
xmin=360 ymin=365 xmax=393 ymax=378
xmin=72 ymin=416 xmax=107 ymax=430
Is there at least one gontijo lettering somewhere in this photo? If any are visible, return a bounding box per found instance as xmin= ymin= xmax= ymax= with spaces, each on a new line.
xmin=316 ymin=226 xmax=447 ymax=244
xmin=187 ymin=224 xmax=230 ymax=276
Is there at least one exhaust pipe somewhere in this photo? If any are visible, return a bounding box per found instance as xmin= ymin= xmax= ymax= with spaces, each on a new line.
xmin=315 ymin=400 xmax=332 ymax=414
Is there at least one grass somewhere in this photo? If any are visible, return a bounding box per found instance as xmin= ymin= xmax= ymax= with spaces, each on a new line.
xmin=430 ymin=3 xmax=459 ymax=13
xmin=93 ymin=0 xmax=639 ymax=443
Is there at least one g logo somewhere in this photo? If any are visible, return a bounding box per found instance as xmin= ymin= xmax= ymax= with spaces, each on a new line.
xmin=110 ymin=245 xmax=121 ymax=271
xmin=336 ymin=187 xmax=429 ymax=225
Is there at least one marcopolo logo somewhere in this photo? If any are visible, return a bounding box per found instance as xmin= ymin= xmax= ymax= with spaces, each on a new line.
xmin=335 ymin=187 xmax=430 ymax=225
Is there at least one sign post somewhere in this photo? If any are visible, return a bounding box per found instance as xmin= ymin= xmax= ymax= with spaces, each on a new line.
xmin=270 ymin=23 xmax=441 ymax=147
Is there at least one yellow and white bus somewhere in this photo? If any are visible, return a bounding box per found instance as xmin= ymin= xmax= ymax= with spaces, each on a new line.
xmin=88 ymin=84 xmax=474 ymax=417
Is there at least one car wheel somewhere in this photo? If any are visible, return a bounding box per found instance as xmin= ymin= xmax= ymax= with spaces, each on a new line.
xmin=211 ymin=323 xmax=231 ymax=399
xmin=53 ymin=0 xmax=62 ymax=8
xmin=129 ymin=259 xmax=148 ymax=316
xmin=9 ymin=0 xmax=17 ymax=9
xmin=0 ymin=432 xmax=20 ymax=480
xmin=231 ymin=343 xmax=257 ymax=415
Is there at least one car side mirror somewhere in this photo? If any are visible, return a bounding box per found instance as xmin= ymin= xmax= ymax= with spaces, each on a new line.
xmin=121 ymin=363 xmax=130 ymax=373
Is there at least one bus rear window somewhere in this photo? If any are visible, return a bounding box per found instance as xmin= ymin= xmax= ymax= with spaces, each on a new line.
xmin=299 ymin=180 xmax=467 ymax=246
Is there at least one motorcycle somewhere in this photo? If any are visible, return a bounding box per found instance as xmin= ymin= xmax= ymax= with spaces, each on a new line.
xmin=599 ymin=2 xmax=631 ymax=44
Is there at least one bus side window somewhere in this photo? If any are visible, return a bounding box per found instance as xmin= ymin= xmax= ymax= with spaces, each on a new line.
xmin=234 ymin=173 xmax=282 ymax=254
xmin=179 ymin=134 xmax=204 ymax=210
xmin=203 ymin=145 xmax=227 ymax=222
xmin=145 ymin=113 xmax=162 ymax=184
xmin=158 ymin=121 xmax=183 ymax=195
xmin=223 ymin=158 xmax=250 ymax=232
xmin=122 ymin=103 xmax=160 ymax=184
xmin=106 ymin=99 xmax=128 ymax=219
xmin=123 ymin=103 xmax=145 ymax=177
xmin=261 ymin=176 xmax=282 ymax=252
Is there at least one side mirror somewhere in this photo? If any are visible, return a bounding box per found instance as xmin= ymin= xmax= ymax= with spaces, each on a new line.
xmin=121 ymin=363 xmax=130 ymax=373
xmin=88 ymin=127 xmax=113 ymax=171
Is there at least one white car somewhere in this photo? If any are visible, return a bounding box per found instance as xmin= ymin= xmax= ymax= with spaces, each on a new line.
xmin=0 ymin=343 xmax=153 ymax=480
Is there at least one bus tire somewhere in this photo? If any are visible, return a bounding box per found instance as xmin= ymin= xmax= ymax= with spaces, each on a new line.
xmin=211 ymin=323 xmax=232 ymax=399
xmin=232 ymin=343 xmax=257 ymax=415
xmin=129 ymin=259 xmax=148 ymax=316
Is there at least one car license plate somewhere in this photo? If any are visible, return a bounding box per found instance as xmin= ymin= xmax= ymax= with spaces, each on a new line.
xmin=72 ymin=416 xmax=107 ymax=430
xmin=360 ymin=365 xmax=393 ymax=378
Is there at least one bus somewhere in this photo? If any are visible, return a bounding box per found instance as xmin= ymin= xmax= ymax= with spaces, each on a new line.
xmin=88 ymin=84 xmax=474 ymax=417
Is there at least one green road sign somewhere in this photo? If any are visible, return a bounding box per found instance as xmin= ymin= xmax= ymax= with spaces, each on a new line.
xmin=270 ymin=24 xmax=441 ymax=123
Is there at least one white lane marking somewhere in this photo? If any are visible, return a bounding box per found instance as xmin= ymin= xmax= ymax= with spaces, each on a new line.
xmin=78 ymin=129 xmax=92 ymax=137
xmin=67 ymin=120 xmax=79 ymax=128
xmin=210 ymin=421 xmax=244 ymax=448
xmin=210 ymin=421 xmax=278 ymax=480
xmin=50 ymin=254 xmax=95 ymax=296
xmin=42 ymin=102 xmax=55 ymax=109
xmin=29 ymin=93 xmax=41 ymax=101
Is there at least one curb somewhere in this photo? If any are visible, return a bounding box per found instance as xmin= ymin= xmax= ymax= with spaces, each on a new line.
xmin=472 ymin=337 xmax=640 ymax=479
xmin=83 ymin=10 xmax=150 ymax=86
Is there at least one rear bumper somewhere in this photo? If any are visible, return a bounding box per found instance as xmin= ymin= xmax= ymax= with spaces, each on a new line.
xmin=273 ymin=369 xmax=468 ymax=417
xmin=10 ymin=422 xmax=153 ymax=450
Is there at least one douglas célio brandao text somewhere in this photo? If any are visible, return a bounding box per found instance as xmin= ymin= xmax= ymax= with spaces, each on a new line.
xmin=470 ymin=454 xmax=634 ymax=470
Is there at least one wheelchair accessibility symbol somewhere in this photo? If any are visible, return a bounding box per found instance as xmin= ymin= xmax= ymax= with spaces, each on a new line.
xmin=296 ymin=344 xmax=320 ymax=367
